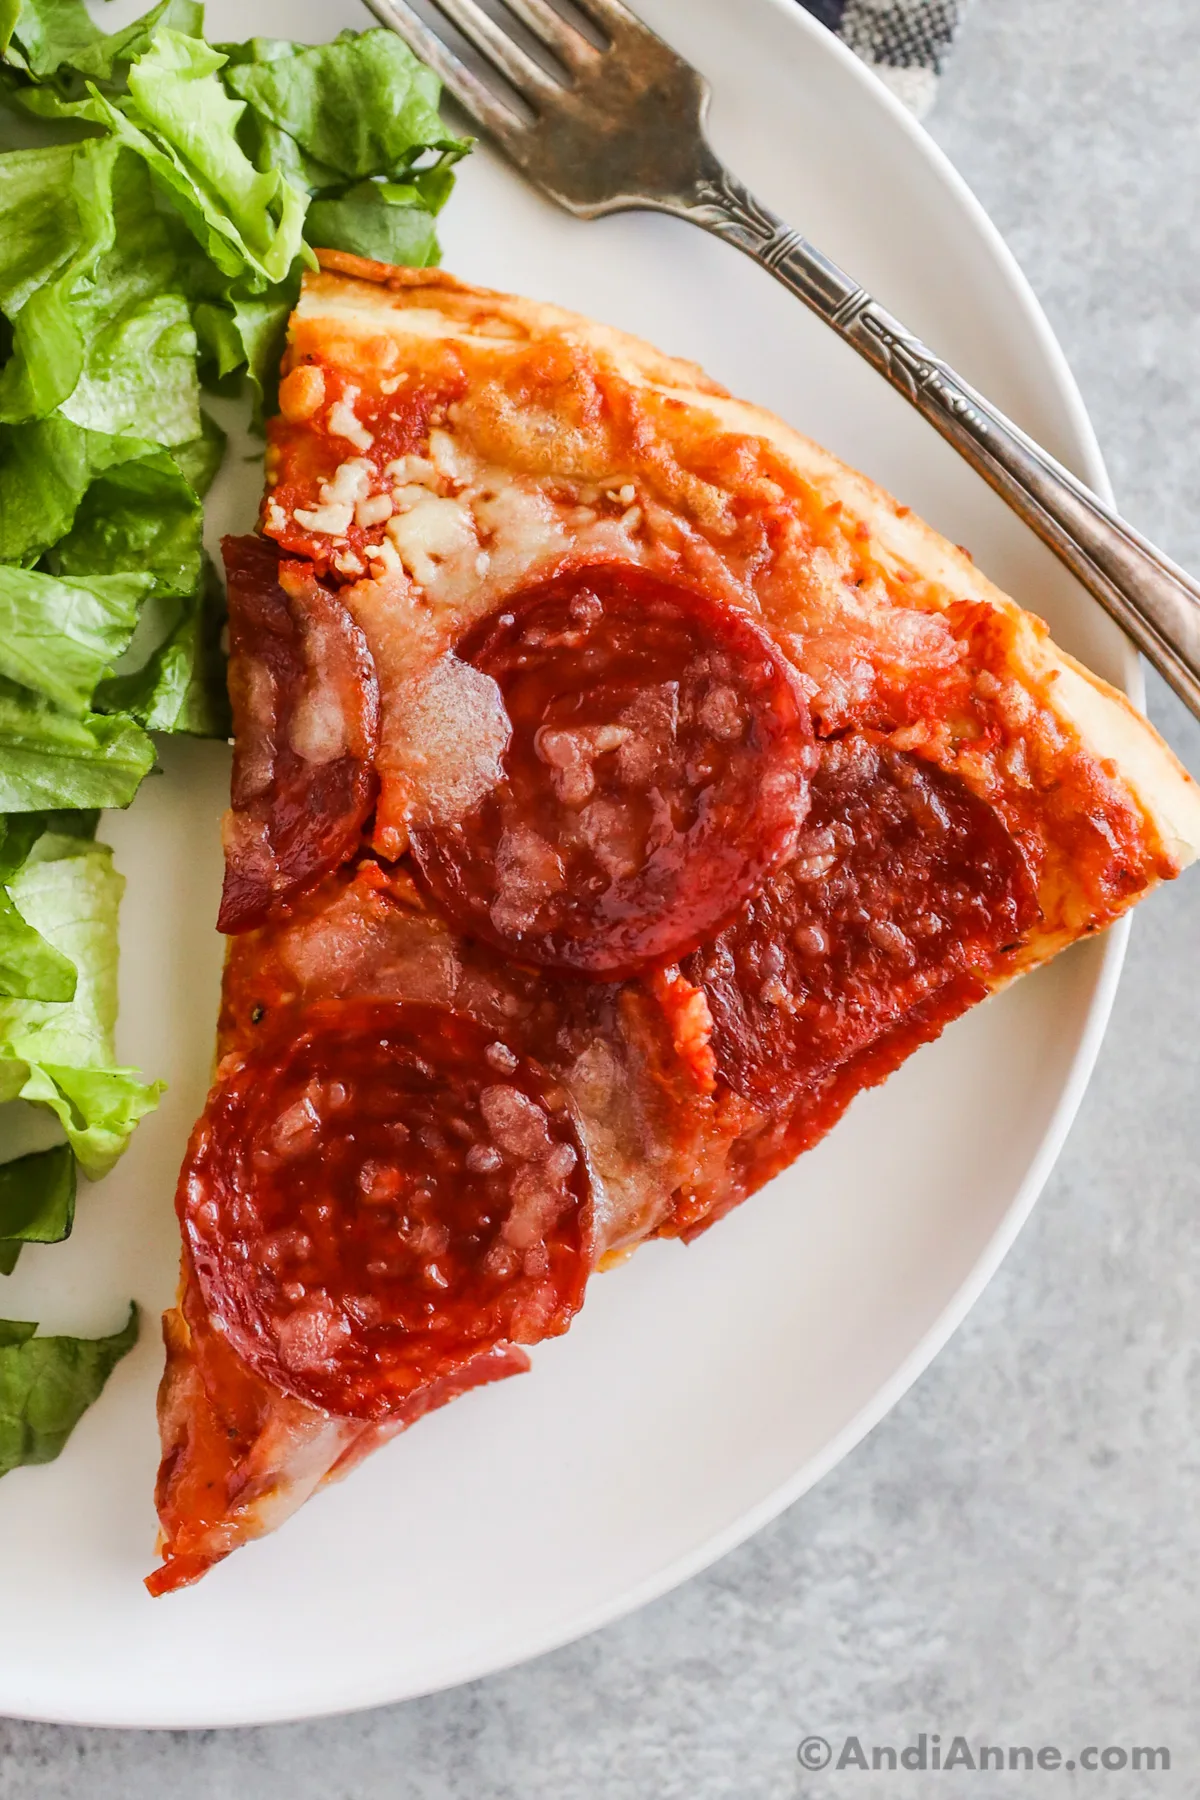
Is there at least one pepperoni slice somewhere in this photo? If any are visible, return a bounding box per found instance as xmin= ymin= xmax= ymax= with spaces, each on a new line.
xmin=179 ymin=1000 xmax=593 ymax=1420
xmin=218 ymin=536 xmax=379 ymax=934
xmin=407 ymin=565 xmax=817 ymax=980
xmin=683 ymin=734 xmax=1039 ymax=1106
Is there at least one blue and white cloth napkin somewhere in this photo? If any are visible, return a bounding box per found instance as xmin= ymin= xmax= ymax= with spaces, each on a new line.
xmin=798 ymin=0 xmax=968 ymax=116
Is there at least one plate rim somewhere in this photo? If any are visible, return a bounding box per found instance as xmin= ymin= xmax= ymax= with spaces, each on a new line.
xmin=6 ymin=0 xmax=1138 ymax=1728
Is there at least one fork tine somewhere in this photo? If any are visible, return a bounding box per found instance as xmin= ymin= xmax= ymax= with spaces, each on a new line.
xmin=571 ymin=0 xmax=645 ymax=35
xmin=426 ymin=0 xmax=561 ymax=100
xmin=498 ymin=0 xmax=602 ymax=67
xmin=362 ymin=0 xmax=529 ymax=142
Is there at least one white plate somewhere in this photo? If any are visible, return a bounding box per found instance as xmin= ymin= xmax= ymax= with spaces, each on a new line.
xmin=0 ymin=0 xmax=1133 ymax=1727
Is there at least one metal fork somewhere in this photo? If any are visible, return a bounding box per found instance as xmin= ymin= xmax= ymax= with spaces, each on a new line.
xmin=364 ymin=0 xmax=1200 ymax=721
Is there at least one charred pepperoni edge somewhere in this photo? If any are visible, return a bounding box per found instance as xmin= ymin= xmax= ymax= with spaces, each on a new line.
xmin=218 ymin=536 xmax=379 ymax=934
xmin=409 ymin=563 xmax=817 ymax=981
xmin=178 ymin=1000 xmax=594 ymax=1422
xmin=682 ymin=734 xmax=1040 ymax=1111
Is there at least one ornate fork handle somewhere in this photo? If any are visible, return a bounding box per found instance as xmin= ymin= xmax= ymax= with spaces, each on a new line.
xmin=673 ymin=164 xmax=1200 ymax=718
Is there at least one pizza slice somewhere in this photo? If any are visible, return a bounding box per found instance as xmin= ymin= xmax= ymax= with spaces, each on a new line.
xmin=146 ymin=254 xmax=1200 ymax=1594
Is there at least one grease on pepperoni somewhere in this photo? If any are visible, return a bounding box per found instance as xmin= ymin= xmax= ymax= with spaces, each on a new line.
xmin=179 ymin=1001 xmax=593 ymax=1420
xmin=218 ymin=536 xmax=379 ymax=934
xmin=408 ymin=564 xmax=817 ymax=979
xmin=684 ymin=733 xmax=1039 ymax=1106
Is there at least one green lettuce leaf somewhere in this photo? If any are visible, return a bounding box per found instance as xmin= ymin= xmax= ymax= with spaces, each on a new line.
xmin=2 ymin=417 xmax=228 ymax=738
xmin=306 ymin=178 xmax=442 ymax=269
xmin=2 ymin=0 xmax=203 ymax=86
xmin=215 ymin=35 xmax=297 ymax=66
xmin=194 ymin=281 xmax=292 ymax=405
xmin=169 ymin=406 xmax=225 ymax=497
xmin=50 ymin=443 xmax=203 ymax=600
xmin=0 ymin=1301 xmax=137 ymax=1474
xmin=3 ymin=0 xmax=117 ymax=80
xmin=0 ymin=681 xmax=154 ymax=812
xmin=18 ymin=1060 xmax=161 ymax=1174
xmin=0 ymin=808 xmax=98 ymax=878
xmin=0 ymin=141 xmax=200 ymax=443
xmin=0 ymin=66 xmax=107 ymax=120
xmin=0 ymin=277 xmax=83 ymax=419
xmin=0 ymin=885 xmax=75 ymax=1001
xmin=0 ymin=415 xmax=212 ymax=600
xmin=224 ymin=30 xmax=467 ymax=182
xmin=0 ymin=139 xmax=85 ymax=315
xmin=82 ymin=29 xmax=309 ymax=290
xmin=0 ymin=812 xmax=48 ymax=880
xmin=0 ymin=136 xmax=120 ymax=422
xmin=0 ymin=810 xmax=79 ymax=1003
xmin=0 ymin=416 xmax=91 ymax=564
xmin=0 ymin=414 xmax=149 ymax=564
xmin=55 ymin=149 xmax=200 ymax=446
xmin=0 ymin=1142 xmax=75 ymax=1272
xmin=98 ymin=553 xmax=228 ymax=736
xmin=52 ymin=425 xmax=219 ymax=731
xmin=0 ymin=565 xmax=152 ymax=712
xmin=0 ymin=832 xmax=161 ymax=1175
xmin=0 ymin=414 xmax=228 ymax=740
xmin=126 ymin=31 xmax=284 ymax=252
xmin=0 ymin=831 xmax=124 ymax=1066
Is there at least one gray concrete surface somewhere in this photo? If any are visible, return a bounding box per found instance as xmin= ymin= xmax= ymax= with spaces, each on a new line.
xmin=3 ymin=1 xmax=1198 ymax=1793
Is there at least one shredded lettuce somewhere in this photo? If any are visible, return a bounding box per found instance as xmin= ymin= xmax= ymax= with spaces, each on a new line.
xmin=0 ymin=0 xmax=465 ymax=1450
xmin=0 ymin=3 xmax=466 ymax=759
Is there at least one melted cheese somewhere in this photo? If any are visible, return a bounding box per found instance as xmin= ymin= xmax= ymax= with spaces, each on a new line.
xmin=385 ymin=489 xmax=478 ymax=588
xmin=326 ymin=388 xmax=374 ymax=453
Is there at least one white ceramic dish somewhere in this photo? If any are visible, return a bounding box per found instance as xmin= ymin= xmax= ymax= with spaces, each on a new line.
xmin=0 ymin=0 xmax=1133 ymax=1727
